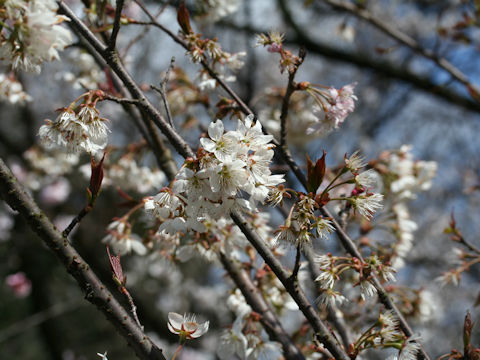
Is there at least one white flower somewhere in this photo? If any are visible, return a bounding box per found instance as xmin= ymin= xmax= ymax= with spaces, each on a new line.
xmin=200 ymin=120 xmax=240 ymax=162
xmin=360 ymin=280 xmax=377 ymax=300
xmin=38 ymin=108 xmax=109 ymax=155
xmin=378 ymin=310 xmax=401 ymax=341
xmin=355 ymin=169 xmax=379 ymax=188
xmin=200 ymin=0 xmax=240 ymax=21
xmin=167 ymin=312 xmax=209 ymax=340
xmin=144 ymin=189 xmax=183 ymax=219
xmin=345 ymin=151 xmax=366 ymax=172
xmin=315 ymin=270 xmax=336 ymax=289
xmin=351 ymin=193 xmax=383 ymax=219
xmin=208 ymin=159 xmax=248 ymax=196
xmin=217 ymin=317 xmax=248 ymax=360
xmin=0 ymin=73 xmax=31 ymax=104
xmin=398 ymin=335 xmax=422 ymax=360
xmin=102 ymin=220 xmax=147 ymax=256
xmin=314 ymin=254 xmax=332 ymax=268
xmin=1 ymin=0 xmax=72 ymax=73
xmin=246 ymin=335 xmax=283 ymax=360
xmin=316 ymin=288 xmax=348 ymax=308
xmin=96 ymin=352 xmax=108 ymax=360
xmin=227 ymin=289 xmax=252 ymax=318
xmin=315 ymin=218 xmax=334 ymax=239
xmin=307 ymin=83 xmax=357 ymax=136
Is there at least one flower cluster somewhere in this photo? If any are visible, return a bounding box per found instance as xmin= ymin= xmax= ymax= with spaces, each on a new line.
xmin=145 ymin=115 xmax=284 ymax=235
xmin=0 ymin=0 xmax=72 ymax=73
xmin=177 ymin=8 xmax=246 ymax=92
xmin=351 ymin=310 xmax=421 ymax=359
xmin=306 ymin=83 xmax=358 ymax=136
xmin=274 ymin=194 xmax=334 ymax=249
xmin=38 ymin=92 xmax=110 ymax=155
xmin=256 ymin=31 xmax=302 ymax=73
xmin=314 ymin=253 xmax=396 ymax=306
xmin=385 ymin=145 xmax=437 ymax=201
xmin=0 ymin=73 xmax=31 ymax=104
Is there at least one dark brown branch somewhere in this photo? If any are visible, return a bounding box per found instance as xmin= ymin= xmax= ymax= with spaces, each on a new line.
xmin=107 ymin=0 xmax=125 ymax=51
xmin=289 ymin=245 xmax=302 ymax=282
xmin=0 ymin=158 xmax=166 ymax=360
xmin=219 ymin=253 xmax=305 ymax=360
xmin=62 ymin=205 xmax=91 ymax=237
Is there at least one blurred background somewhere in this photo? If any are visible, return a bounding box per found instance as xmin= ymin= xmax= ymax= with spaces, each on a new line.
xmin=1 ymin=0 xmax=480 ymax=359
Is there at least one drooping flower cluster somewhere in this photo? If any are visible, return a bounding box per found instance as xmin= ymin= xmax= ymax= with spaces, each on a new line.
xmin=145 ymin=115 xmax=284 ymax=235
xmin=314 ymin=253 xmax=396 ymax=306
xmin=274 ymin=194 xmax=334 ymax=249
xmin=256 ymin=30 xmax=303 ymax=73
xmin=351 ymin=310 xmax=421 ymax=359
xmin=0 ymin=0 xmax=72 ymax=73
xmin=38 ymin=92 xmax=110 ymax=155
xmin=306 ymin=83 xmax=358 ymax=136
xmin=0 ymin=73 xmax=31 ymax=104
xmin=177 ymin=8 xmax=246 ymax=92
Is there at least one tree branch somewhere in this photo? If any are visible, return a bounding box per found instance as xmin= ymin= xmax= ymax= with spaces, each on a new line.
xmin=0 ymin=158 xmax=166 ymax=360
xmin=280 ymin=48 xmax=306 ymax=147
xmin=219 ymin=253 xmax=305 ymax=360
xmin=107 ymin=0 xmax=125 ymax=51
xmin=320 ymin=0 xmax=480 ymax=101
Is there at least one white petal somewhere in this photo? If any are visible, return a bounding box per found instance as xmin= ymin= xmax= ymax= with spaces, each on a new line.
xmin=208 ymin=120 xmax=224 ymax=140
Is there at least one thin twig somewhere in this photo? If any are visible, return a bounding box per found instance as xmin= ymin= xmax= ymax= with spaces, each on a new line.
xmin=103 ymin=94 xmax=141 ymax=105
xmin=280 ymin=48 xmax=306 ymax=147
xmin=151 ymin=57 xmax=176 ymax=129
xmin=0 ymin=157 xmax=166 ymax=360
xmin=108 ymin=0 xmax=125 ymax=51
xmin=62 ymin=205 xmax=91 ymax=237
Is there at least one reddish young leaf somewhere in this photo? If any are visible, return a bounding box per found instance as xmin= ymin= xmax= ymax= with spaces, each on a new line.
xmin=106 ymin=245 xmax=126 ymax=287
xmin=177 ymin=2 xmax=192 ymax=35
